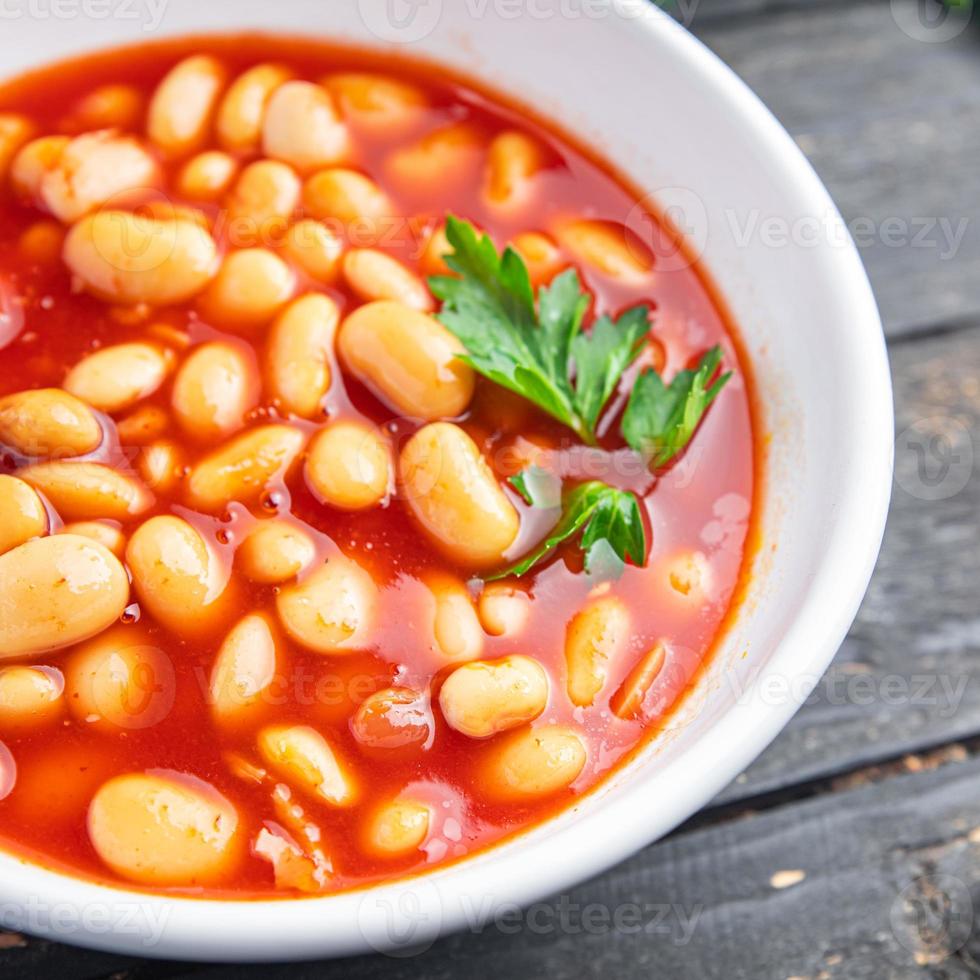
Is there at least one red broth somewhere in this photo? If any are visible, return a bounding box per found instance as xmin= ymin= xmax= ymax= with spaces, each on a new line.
xmin=0 ymin=36 xmax=758 ymax=897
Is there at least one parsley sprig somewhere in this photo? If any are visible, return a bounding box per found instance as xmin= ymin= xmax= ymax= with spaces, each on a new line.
xmin=429 ymin=216 xmax=649 ymax=446
xmin=428 ymin=215 xmax=732 ymax=580
xmin=487 ymin=468 xmax=648 ymax=581
xmin=622 ymin=347 xmax=732 ymax=468
xmin=430 ymin=216 xmax=730 ymax=462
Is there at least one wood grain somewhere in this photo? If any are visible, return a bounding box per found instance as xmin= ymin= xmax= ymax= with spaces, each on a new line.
xmin=694 ymin=0 xmax=980 ymax=338
xmin=672 ymin=0 xmax=848 ymax=27
xmin=0 ymin=936 xmax=178 ymax=980
xmin=717 ymin=323 xmax=980 ymax=803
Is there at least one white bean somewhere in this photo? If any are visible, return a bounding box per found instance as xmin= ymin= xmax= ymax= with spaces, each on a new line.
xmin=10 ymin=135 xmax=69 ymax=200
xmin=73 ymin=84 xmax=143 ymax=131
xmin=482 ymin=725 xmax=587 ymax=801
xmin=136 ymin=439 xmax=186 ymax=494
xmin=385 ymin=123 xmax=483 ymax=195
xmin=39 ymin=131 xmax=159 ymax=223
xmin=185 ymin=424 xmax=306 ymax=512
xmin=226 ymin=159 xmax=301 ymax=241
xmin=64 ymin=342 xmax=172 ymax=414
xmin=0 ymin=535 xmax=129 ymax=659
xmin=64 ymin=211 xmax=218 ymax=307
xmin=343 ymin=249 xmax=433 ymax=311
xmin=399 ymin=423 xmax=519 ymax=568
xmin=176 ymin=150 xmax=237 ymax=200
xmin=564 ymin=596 xmax=630 ymax=707
xmin=216 ymin=63 xmax=293 ymax=152
xmin=197 ymin=248 xmax=295 ymax=331
xmin=210 ymin=613 xmax=278 ymax=725
xmin=322 ymin=73 xmax=427 ymax=136
xmin=262 ymin=81 xmax=349 ymax=172
xmin=0 ymin=666 xmax=64 ymax=733
xmin=0 ymin=387 xmax=102 ymax=457
xmin=439 ymin=655 xmax=548 ymax=739
xmin=237 ymin=521 xmax=316 ymax=584
xmin=257 ymin=724 xmax=358 ymax=806
xmin=0 ymin=113 xmax=36 ymax=185
xmin=304 ymin=421 xmax=391 ymax=511
xmin=478 ymin=581 xmax=531 ymax=637
xmin=19 ymin=461 xmax=152 ymax=521
xmin=265 ymin=293 xmax=337 ymax=419
xmin=126 ymin=515 xmax=233 ymax=637
xmin=59 ymin=520 xmax=125 ymax=558
xmin=351 ymin=687 xmax=432 ymax=751
xmin=555 ymin=219 xmax=654 ymax=282
xmin=282 ymin=219 xmax=343 ymax=282
xmin=363 ymin=799 xmax=430 ymax=857
xmin=88 ymin=772 xmax=241 ymax=885
xmin=276 ymin=555 xmax=378 ymax=654
xmin=147 ymin=55 xmax=226 ymax=157
xmin=171 ymin=341 xmax=258 ymax=442
xmin=483 ymin=131 xmax=546 ymax=210
xmin=338 ymin=301 xmax=474 ymax=420
xmin=426 ymin=573 xmax=483 ymax=662
xmin=0 ymin=475 xmax=47 ymax=555
xmin=65 ymin=625 xmax=174 ymax=732
xmin=302 ymin=168 xmax=391 ymax=228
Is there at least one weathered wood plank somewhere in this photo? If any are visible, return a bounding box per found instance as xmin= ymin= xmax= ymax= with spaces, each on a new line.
xmin=717 ymin=323 xmax=980 ymax=802
xmin=99 ymin=751 xmax=980 ymax=980
xmin=0 ymin=935 xmax=182 ymax=980
xmin=671 ymin=0 xmax=849 ymax=27
xmin=694 ymin=0 xmax=980 ymax=338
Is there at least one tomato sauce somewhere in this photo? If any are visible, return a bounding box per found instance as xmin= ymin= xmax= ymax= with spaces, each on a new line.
xmin=0 ymin=36 xmax=758 ymax=897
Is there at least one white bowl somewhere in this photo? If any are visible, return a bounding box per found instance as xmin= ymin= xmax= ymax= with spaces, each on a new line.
xmin=0 ymin=0 xmax=893 ymax=961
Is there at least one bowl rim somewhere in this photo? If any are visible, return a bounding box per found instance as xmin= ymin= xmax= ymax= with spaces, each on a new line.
xmin=0 ymin=0 xmax=894 ymax=962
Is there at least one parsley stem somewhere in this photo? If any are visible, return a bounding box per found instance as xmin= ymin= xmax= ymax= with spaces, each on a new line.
xmin=572 ymin=419 xmax=598 ymax=448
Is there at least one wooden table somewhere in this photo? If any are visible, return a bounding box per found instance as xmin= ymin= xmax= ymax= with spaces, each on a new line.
xmin=3 ymin=1 xmax=979 ymax=976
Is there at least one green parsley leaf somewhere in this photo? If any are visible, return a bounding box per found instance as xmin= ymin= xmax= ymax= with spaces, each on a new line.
xmin=488 ymin=469 xmax=648 ymax=580
xmin=571 ymin=306 xmax=650 ymax=436
xmin=621 ymin=345 xmax=732 ymax=468
xmin=429 ymin=216 xmax=649 ymax=446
